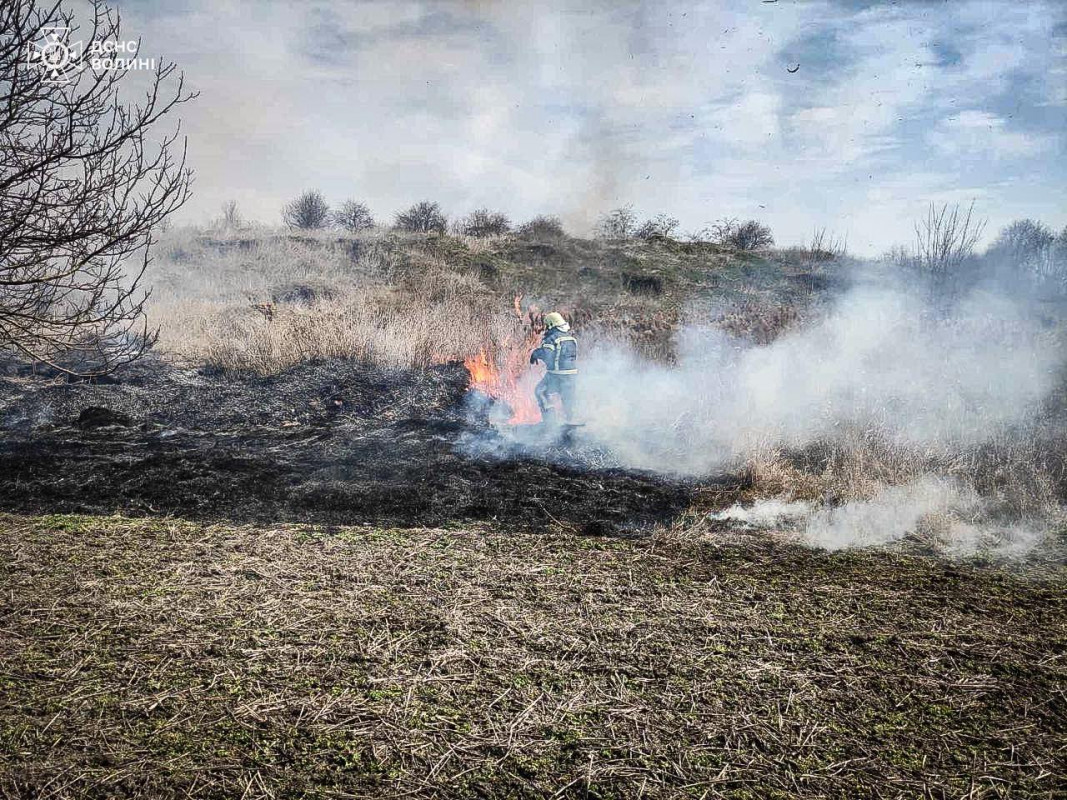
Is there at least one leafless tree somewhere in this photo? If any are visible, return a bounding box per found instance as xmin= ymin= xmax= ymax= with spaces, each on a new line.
xmin=912 ymin=201 xmax=985 ymax=296
xmin=454 ymin=208 xmax=510 ymax=237
xmin=332 ymin=200 xmax=374 ymax=233
xmin=733 ymin=220 xmax=774 ymax=250
xmin=883 ymin=244 xmax=915 ymax=269
xmin=707 ymin=218 xmax=736 ymax=245
xmin=395 ymin=201 xmax=447 ymax=234
xmin=219 ymin=200 xmax=242 ymax=230
xmin=283 ymin=190 xmax=330 ymax=230
xmin=595 ymin=205 xmax=637 ymax=239
xmin=806 ymin=227 xmax=847 ymax=264
xmin=1 ymin=0 xmax=195 ymax=375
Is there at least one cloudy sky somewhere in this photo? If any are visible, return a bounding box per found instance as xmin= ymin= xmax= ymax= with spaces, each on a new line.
xmin=116 ymin=0 xmax=1066 ymax=254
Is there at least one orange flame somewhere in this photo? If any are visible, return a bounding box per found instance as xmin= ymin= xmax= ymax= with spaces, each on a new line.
xmin=461 ymin=296 xmax=551 ymax=426
xmin=464 ymin=339 xmax=543 ymax=425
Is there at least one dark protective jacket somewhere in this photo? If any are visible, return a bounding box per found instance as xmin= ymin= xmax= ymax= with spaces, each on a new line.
xmin=531 ymin=327 xmax=578 ymax=374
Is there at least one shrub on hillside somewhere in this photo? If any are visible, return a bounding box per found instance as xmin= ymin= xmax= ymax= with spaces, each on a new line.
xmin=333 ymin=200 xmax=375 ymax=233
xmin=516 ymin=215 xmax=565 ymax=239
xmin=283 ymin=190 xmax=330 ymax=230
xmin=455 ymin=208 xmax=511 ymax=237
xmin=806 ymin=227 xmax=847 ymax=263
xmin=1052 ymin=227 xmax=1067 ymax=293
xmin=635 ymin=214 xmax=680 ymax=241
xmin=395 ymin=201 xmax=448 ymax=234
xmin=1055 ymin=226 xmax=1067 ymax=266
xmin=910 ymin=202 xmax=985 ymax=299
xmin=711 ymin=218 xmax=774 ymax=250
xmin=990 ymin=219 xmax=1055 ymax=262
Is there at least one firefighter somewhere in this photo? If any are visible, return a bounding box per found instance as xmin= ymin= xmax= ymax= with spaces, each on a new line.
xmin=530 ymin=311 xmax=578 ymax=424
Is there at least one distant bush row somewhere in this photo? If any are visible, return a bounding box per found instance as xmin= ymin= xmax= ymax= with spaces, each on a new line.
xmin=592 ymin=204 xmax=775 ymax=250
xmin=243 ymin=193 xmax=1067 ymax=292
xmin=276 ymin=191 xmax=567 ymax=239
xmin=274 ymin=192 xmax=779 ymax=249
xmin=975 ymin=217 xmax=1067 ymax=295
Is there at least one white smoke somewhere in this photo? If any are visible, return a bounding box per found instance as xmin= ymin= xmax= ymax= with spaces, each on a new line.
xmin=804 ymin=476 xmax=1054 ymax=556
xmin=461 ymin=275 xmax=1064 ymax=554
xmin=711 ymin=499 xmax=813 ymax=529
xmin=576 ymin=284 xmax=1062 ymax=475
xmin=804 ymin=476 xmax=973 ymax=549
xmin=717 ymin=480 xmax=1054 ymax=556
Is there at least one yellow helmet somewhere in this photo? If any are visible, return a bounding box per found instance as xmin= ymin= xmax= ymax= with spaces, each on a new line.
xmin=544 ymin=311 xmax=567 ymax=330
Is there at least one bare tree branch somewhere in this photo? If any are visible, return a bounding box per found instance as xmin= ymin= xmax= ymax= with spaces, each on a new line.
xmin=0 ymin=0 xmax=195 ymax=376
xmin=912 ymin=201 xmax=986 ymax=300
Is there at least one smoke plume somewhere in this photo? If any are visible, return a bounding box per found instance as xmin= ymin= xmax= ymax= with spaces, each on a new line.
xmin=469 ymin=272 xmax=1066 ymax=553
xmin=577 ymin=283 xmax=1061 ymax=475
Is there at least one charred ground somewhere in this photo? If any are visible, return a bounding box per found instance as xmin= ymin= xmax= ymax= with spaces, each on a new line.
xmin=0 ymin=356 xmax=693 ymax=531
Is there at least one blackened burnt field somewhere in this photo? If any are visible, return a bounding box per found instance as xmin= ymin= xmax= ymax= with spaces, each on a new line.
xmin=0 ymin=358 xmax=691 ymax=530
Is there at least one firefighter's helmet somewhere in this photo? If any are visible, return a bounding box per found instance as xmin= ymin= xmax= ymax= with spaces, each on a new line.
xmin=544 ymin=311 xmax=567 ymax=330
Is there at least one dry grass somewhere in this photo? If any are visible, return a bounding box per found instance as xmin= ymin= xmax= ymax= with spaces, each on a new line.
xmin=0 ymin=513 xmax=1064 ymax=799
xmin=144 ymin=226 xmax=825 ymax=375
xmin=148 ymin=229 xmax=518 ymax=373
xmin=713 ymin=303 xmax=806 ymax=346
xmin=744 ymin=431 xmax=941 ymax=505
xmin=741 ymin=424 xmax=1067 ymax=519
xmin=164 ymin=273 xmax=513 ymax=374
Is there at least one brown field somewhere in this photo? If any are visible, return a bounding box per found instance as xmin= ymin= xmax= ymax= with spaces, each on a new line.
xmin=1 ymin=513 xmax=1064 ymax=799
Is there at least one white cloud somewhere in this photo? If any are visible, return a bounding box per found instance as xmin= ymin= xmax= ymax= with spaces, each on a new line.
xmin=112 ymin=0 xmax=1066 ymax=254
xmin=930 ymin=110 xmax=1054 ymax=158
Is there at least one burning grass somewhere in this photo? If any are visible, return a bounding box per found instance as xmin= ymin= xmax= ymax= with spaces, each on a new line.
xmin=1 ymin=513 xmax=1064 ymax=798
xmin=463 ymin=297 xmax=546 ymax=425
